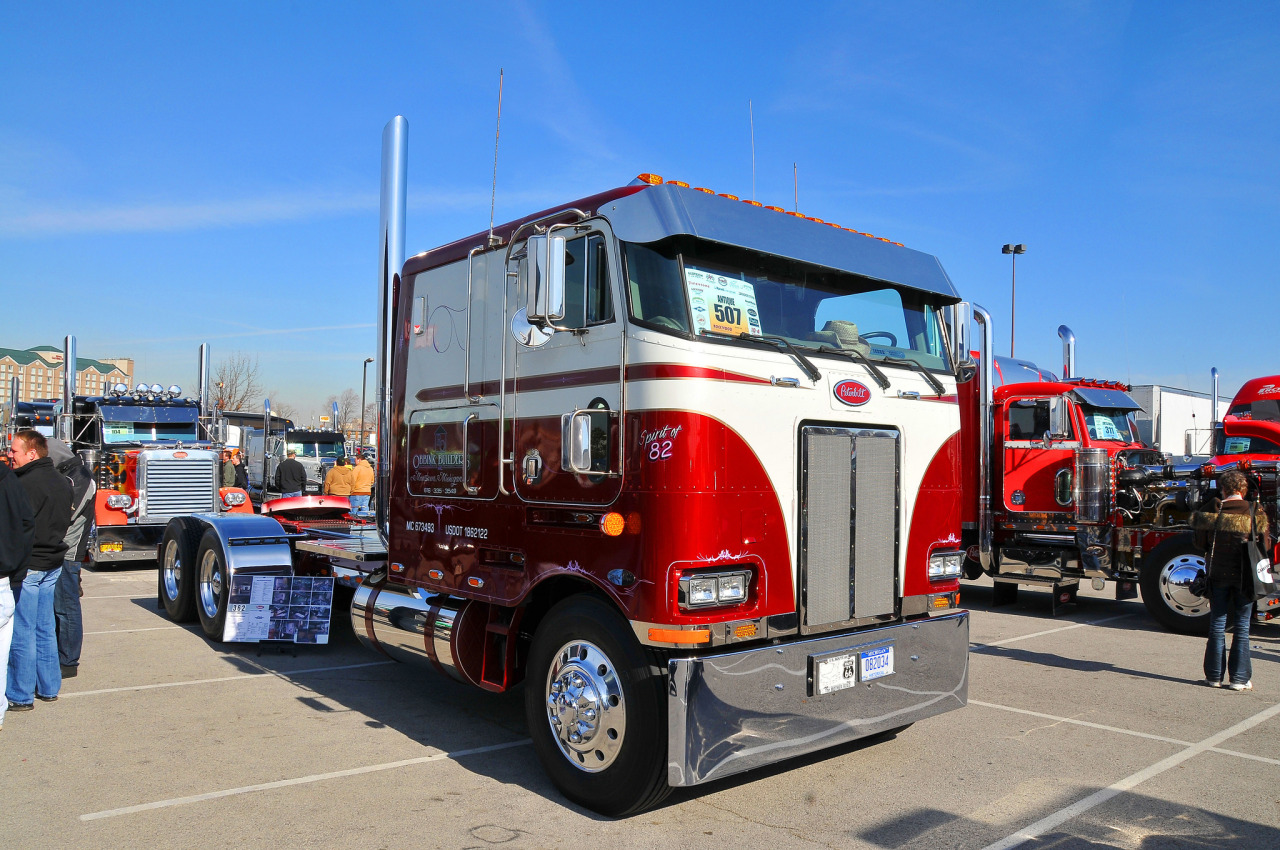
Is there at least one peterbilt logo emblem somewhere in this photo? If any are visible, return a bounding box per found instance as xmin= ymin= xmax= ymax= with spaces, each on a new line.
xmin=833 ymin=380 xmax=871 ymax=406
xmin=173 ymin=451 xmax=188 ymax=459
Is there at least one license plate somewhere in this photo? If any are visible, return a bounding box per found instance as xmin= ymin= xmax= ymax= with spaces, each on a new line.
xmin=99 ymin=542 xmax=123 ymax=553
xmin=860 ymin=645 xmax=894 ymax=681
xmin=814 ymin=652 xmax=860 ymax=695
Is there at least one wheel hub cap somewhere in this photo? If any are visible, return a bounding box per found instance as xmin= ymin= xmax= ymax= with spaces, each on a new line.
xmin=163 ymin=541 xmax=181 ymax=599
xmin=1160 ymin=554 xmax=1209 ymax=614
xmin=199 ymin=549 xmax=222 ymax=618
xmin=544 ymin=640 xmax=625 ymax=772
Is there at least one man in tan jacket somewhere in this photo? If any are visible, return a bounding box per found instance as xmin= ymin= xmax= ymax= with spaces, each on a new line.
xmin=322 ymin=458 xmax=356 ymax=497
xmin=350 ymin=452 xmax=374 ymax=515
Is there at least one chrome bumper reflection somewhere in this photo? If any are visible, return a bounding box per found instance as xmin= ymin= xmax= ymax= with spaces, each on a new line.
xmin=667 ymin=611 xmax=969 ymax=787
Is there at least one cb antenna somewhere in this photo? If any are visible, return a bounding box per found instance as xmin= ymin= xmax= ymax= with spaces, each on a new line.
xmin=487 ymin=68 xmax=505 ymax=248
xmin=793 ymin=162 xmax=798 ymax=212
xmin=749 ymin=99 xmax=756 ymax=202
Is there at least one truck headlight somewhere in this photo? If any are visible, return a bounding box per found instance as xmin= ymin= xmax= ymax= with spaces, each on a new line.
xmin=678 ymin=569 xmax=752 ymax=610
xmin=105 ymin=494 xmax=132 ymax=509
xmin=928 ymin=550 xmax=964 ymax=580
xmin=222 ymin=491 xmax=247 ymax=506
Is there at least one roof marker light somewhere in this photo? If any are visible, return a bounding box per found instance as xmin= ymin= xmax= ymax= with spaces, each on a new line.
xmin=764 ymin=205 xmax=785 ymax=212
xmin=667 ymin=179 xmax=690 ymax=188
xmin=636 ymin=173 xmax=663 ymax=185
xmin=742 ymin=199 xmax=762 ymax=207
xmin=693 ymin=187 xmax=714 ymax=194
xmin=718 ymin=193 xmax=740 ymax=201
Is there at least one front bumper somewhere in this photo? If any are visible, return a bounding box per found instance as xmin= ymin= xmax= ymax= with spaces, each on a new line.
xmin=93 ymin=524 xmax=168 ymax=563
xmin=667 ymin=611 xmax=969 ymax=787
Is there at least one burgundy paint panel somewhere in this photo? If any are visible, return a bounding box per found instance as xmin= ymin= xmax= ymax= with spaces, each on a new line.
xmin=904 ymin=430 xmax=963 ymax=597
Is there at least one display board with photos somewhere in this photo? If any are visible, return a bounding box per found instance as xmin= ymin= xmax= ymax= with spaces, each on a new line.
xmin=223 ymin=574 xmax=334 ymax=644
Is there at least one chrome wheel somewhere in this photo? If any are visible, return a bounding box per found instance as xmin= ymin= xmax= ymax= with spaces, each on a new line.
xmin=1158 ymin=553 xmax=1210 ymax=618
xmin=544 ymin=639 xmax=626 ymax=772
xmin=162 ymin=539 xmax=182 ymax=601
xmin=198 ymin=548 xmax=223 ymax=620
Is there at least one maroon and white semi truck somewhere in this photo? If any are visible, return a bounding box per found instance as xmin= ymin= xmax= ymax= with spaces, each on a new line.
xmin=158 ymin=116 xmax=972 ymax=815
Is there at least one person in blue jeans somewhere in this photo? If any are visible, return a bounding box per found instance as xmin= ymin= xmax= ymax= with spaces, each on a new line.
xmin=1192 ymin=470 xmax=1270 ymax=691
xmin=6 ymin=430 xmax=72 ymax=711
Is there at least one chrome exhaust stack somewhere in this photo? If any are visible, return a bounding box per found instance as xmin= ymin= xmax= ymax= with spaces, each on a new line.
xmin=331 ymin=401 xmax=340 ymax=434
xmin=376 ymin=116 xmax=408 ymax=545
xmin=59 ymin=335 xmax=77 ymax=442
xmin=1058 ymin=325 xmax=1075 ymax=380
xmin=972 ymin=305 xmax=994 ymax=571
xmin=198 ymin=343 xmax=212 ymax=440
xmin=1210 ymin=367 xmax=1220 ymax=433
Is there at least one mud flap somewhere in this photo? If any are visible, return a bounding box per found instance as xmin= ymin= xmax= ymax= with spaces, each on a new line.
xmin=992 ymin=579 xmax=1019 ymax=607
xmin=1050 ymin=580 xmax=1079 ymax=616
xmin=1114 ymin=579 xmax=1139 ymax=601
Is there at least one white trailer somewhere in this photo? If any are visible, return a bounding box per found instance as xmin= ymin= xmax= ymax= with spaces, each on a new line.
xmin=1130 ymin=384 xmax=1229 ymax=457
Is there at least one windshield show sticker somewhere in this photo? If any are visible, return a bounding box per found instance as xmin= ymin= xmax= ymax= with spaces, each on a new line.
xmin=833 ymin=380 xmax=872 ymax=406
xmin=683 ymin=266 xmax=762 ymax=337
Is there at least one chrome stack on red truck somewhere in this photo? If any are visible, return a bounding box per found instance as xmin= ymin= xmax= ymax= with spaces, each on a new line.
xmin=153 ymin=116 xmax=972 ymax=815
xmin=954 ymin=311 xmax=1280 ymax=632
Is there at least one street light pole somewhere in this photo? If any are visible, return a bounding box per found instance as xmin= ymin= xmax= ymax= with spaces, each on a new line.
xmin=1002 ymin=243 xmax=1026 ymax=357
xmin=360 ymin=357 xmax=374 ymax=448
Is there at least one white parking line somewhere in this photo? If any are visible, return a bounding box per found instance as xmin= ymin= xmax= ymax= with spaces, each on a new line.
xmin=980 ymin=700 xmax=1280 ymax=850
xmin=80 ymin=738 xmax=532 ymax=820
xmin=84 ymin=626 xmax=187 ymax=635
xmin=971 ymin=614 xmax=1135 ymax=649
xmin=62 ymin=660 xmax=395 ymax=698
xmin=973 ymin=698 xmax=1280 ymax=767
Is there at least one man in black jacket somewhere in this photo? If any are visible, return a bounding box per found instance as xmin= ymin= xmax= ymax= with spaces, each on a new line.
xmin=0 ymin=457 xmax=35 ymax=730
xmin=6 ymin=429 xmax=72 ymax=712
xmin=48 ymin=438 xmax=94 ymax=675
xmin=275 ymin=449 xmax=307 ymax=498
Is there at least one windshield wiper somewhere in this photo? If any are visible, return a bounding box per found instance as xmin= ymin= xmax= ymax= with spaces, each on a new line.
xmin=814 ymin=345 xmax=891 ymax=390
xmin=880 ymin=356 xmax=946 ymax=396
xmin=699 ymin=330 xmax=822 ymax=382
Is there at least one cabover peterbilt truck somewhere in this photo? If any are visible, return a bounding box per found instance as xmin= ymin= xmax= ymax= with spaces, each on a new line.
xmin=243 ymin=401 xmax=348 ymax=503
xmin=158 ymin=116 xmax=970 ymax=816
xmin=52 ymin=338 xmax=252 ymax=565
xmin=956 ymin=316 xmax=1280 ymax=632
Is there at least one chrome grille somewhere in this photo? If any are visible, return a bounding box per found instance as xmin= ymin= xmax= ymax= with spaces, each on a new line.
xmin=140 ymin=456 xmax=217 ymax=519
xmin=800 ymin=426 xmax=900 ymax=632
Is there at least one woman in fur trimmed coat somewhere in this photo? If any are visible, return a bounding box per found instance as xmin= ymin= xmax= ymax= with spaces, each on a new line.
xmin=1191 ymin=470 xmax=1270 ymax=690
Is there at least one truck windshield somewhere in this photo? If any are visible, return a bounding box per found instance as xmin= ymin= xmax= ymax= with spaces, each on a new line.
xmin=287 ymin=441 xmax=345 ymax=459
xmin=622 ymin=238 xmax=952 ymax=372
xmin=100 ymin=405 xmax=199 ymax=444
xmin=1216 ymin=432 xmax=1280 ymax=455
xmin=1082 ymin=408 xmax=1139 ymax=443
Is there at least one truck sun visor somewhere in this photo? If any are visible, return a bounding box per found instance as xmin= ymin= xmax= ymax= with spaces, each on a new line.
xmin=1068 ymin=387 xmax=1143 ymax=410
xmin=100 ymin=405 xmax=199 ymax=423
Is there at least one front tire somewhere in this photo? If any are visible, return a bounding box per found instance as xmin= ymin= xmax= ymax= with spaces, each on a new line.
xmin=1141 ymin=534 xmax=1211 ymax=635
xmin=159 ymin=518 xmax=202 ymax=622
xmin=524 ymin=595 xmax=670 ymax=816
xmin=195 ymin=529 xmax=231 ymax=641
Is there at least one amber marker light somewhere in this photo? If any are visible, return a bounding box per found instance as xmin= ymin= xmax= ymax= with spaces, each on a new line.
xmin=636 ymin=173 xmax=663 ymax=185
xmin=694 ymin=186 xmax=714 ymax=193
xmin=648 ymin=628 xmax=711 ymax=644
xmin=764 ymin=205 xmax=785 ymax=212
xmin=742 ymin=199 xmax=762 ymax=207
xmin=667 ymin=179 xmax=690 ymax=187
xmin=718 ymin=193 xmax=740 ymax=201
xmin=600 ymin=512 xmax=626 ymax=537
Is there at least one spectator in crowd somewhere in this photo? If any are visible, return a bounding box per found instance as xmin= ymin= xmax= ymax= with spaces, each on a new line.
xmin=0 ymin=454 xmax=36 ymax=731
xmin=47 ymin=438 xmax=94 ymax=676
xmin=221 ymin=451 xmax=236 ymax=488
xmin=229 ymin=451 xmax=249 ymax=491
xmin=275 ymin=449 xmax=307 ymax=498
xmin=1192 ymin=470 xmax=1270 ymax=691
xmin=6 ymin=430 xmax=72 ymax=712
xmin=350 ymin=451 xmax=374 ymax=514
xmin=323 ymin=457 xmax=355 ymax=496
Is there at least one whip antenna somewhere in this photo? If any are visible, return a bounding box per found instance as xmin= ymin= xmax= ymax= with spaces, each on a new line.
xmin=488 ymin=68 xmax=504 ymax=247
xmin=749 ymin=99 xmax=756 ymax=202
xmin=793 ymin=162 xmax=798 ymax=211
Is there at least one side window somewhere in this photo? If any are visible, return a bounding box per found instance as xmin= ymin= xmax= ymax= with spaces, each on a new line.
xmin=1007 ymin=400 xmax=1074 ymax=441
xmin=561 ymin=234 xmax=614 ymax=329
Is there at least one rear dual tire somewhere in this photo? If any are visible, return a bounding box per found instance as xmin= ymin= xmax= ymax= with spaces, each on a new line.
xmin=159 ymin=518 xmax=202 ymax=622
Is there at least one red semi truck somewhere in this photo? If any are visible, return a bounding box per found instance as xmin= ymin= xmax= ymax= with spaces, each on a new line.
xmin=157 ymin=116 xmax=971 ymax=815
xmin=956 ymin=312 xmax=1280 ymax=632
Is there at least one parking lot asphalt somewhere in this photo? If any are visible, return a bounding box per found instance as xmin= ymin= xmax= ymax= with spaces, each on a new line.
xmin=5 ymin=568 xmax=1279 ymax=849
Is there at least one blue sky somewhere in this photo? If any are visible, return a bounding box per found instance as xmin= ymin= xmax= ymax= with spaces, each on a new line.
xmin=3 ymin=2 xmax=1277 ymax=418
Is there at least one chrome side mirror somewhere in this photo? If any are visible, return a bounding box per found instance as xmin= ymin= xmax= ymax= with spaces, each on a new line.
xmin=1047 ymin=396 xmax=1068 ymax=439
xmin=524 ymin=233 xmax=566 ymax=325
xmin=951 ymin=302 xmax=974 ymax=368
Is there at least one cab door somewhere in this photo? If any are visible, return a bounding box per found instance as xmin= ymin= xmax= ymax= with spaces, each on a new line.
xmin=511 ymin=224 xmax=623 ymax=506
xmin=1002 ymin=397 xmax=1078 ymax=513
